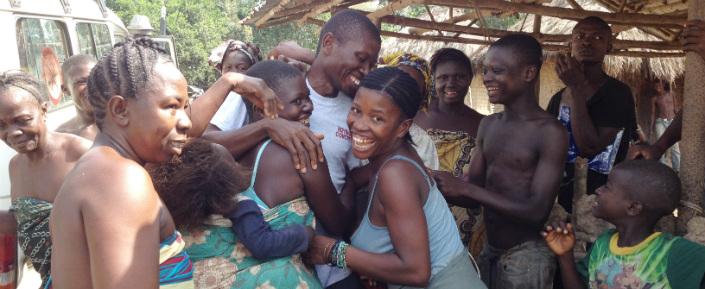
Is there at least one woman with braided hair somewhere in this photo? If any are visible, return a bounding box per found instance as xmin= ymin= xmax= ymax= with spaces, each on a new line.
xmin=48 ymin=37 xmax=280 ymax=289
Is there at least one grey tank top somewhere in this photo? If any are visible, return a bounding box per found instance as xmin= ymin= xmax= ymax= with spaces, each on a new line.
xmin=350 ymin=155 xmax=465 ymax=278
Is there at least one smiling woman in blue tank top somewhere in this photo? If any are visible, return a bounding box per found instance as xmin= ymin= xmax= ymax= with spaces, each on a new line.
xmin=307 ymin=67 xmax=487 ymax=289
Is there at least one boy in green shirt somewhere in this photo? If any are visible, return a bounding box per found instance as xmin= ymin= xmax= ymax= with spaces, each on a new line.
xmin=543 ymin=160 xmax=705 ymax=289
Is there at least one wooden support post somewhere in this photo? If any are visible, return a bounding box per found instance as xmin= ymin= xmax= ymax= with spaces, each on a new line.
xmin=679 ymin=0 xmax=705 ymax=242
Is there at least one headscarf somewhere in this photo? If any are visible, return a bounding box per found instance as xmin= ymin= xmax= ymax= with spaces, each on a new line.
xmin=381 ymin=52 xmax=432 ymax=109
xmin=208 ymin=40 xmax=262 ymax=70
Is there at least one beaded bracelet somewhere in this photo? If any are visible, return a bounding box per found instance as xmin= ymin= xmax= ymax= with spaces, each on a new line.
xmin=329 ymin=240 xmax=350 ymax=269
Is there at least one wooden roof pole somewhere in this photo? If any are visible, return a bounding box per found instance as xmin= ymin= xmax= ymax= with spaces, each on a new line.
xmin=426 ymin=0 xmax=685 ymax=28
xmin=679 ymin=0 xmax=705 ymax=242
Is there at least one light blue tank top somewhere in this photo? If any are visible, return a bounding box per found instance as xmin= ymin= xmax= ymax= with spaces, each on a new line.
xmin=241 ymin=139 xmax=273 ymax=210
xmin=350 ymin=155 xmax=465 ymax=277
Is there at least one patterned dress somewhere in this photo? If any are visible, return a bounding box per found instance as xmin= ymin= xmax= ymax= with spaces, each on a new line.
xmin=426 ymin=129 xmax=485 ymax=257
xmin=11 ymin=197 xmax=52 ymax=288
xmin=183 ymin=198 xmax=321 ymax=289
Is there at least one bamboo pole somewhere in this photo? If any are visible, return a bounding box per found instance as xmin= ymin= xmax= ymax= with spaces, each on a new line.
xmin=678 ymin=0 xmax=705 ymax=241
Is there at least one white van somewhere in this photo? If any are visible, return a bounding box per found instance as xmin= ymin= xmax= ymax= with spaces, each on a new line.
xmin=0 ymin=0 xmax=128 ymax=209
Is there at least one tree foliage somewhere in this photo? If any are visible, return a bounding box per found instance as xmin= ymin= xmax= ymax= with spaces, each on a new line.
xmin=106 ymin=0 xmax=321 ymax=89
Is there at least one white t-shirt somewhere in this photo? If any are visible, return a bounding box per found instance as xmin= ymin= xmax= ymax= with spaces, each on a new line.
xmin=307 ymin=78 xmax=360 ymax=286
xmin=210 ymin=92 xmax=248 ymax=131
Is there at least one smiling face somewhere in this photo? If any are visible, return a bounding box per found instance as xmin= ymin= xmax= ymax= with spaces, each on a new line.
xmin=433 ymin=61 xmax=471 ymax=105
xmin=570 ymin=21 xmax=612 ymax=63
xmin=220 ymin=50 xmax=254 ymax=74
xmin=347 ymin=87 xmax=411 ymax=160
xmin=482 ymin=46 xmax=532 ymax=104
xmin=256 ymin=75 xmax=313 ymax=126
xmin=0 ymin=87 xmax=47 ymax=154
xmin=126 ymin=61 xmax=192 ymax=163
xmin=322 ymin=32 xmax=380 ymax=97
xmin=65 ymin=61 xmax=96 ymax=119
xmin=592 ymin=168 xmax=634 ymax=221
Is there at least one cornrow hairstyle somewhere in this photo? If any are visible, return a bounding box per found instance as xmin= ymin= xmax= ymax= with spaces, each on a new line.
xmin=359 ymin=67 xmax=422 ymax=143
xmin=149 ymin=139 xmax=250 ymax=232
xmin=490 ymin=33 xmax=543 ymax=72
xmin=86 ymin=37 xmax=171 ymax=129
xmin=242 ymin=60 xmax=303 ymax=123
xmin=0 ymin=70 xmax=49 ymax=106
xmin=315 ymin=9 xmax=381 ymax=54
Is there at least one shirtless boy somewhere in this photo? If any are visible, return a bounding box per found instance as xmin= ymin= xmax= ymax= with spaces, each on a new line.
xmin=434 ymin=34 xmax=568 ymax=289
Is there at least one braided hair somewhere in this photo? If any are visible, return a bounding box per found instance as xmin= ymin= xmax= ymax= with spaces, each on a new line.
xmin=0 ymin=71 xmax=49 ymax=106
xmin=87 ymin=37 xmax=171 ymax=128
xmin=359 ymin=67 xmax=422 ymax=143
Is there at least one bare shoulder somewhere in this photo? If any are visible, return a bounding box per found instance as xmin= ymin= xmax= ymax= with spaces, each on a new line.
xmin=56 ymin=132 xmax=92 ymax=159
xmin=261 ymin=141 xmax=298 ymax=172
xmin=69 ymin=149 xmax=157 ymax=210
xmin=376 ymin=159 xmax=425 ymax=201
xmin=535 ymin=116 xmax=567 ymax=139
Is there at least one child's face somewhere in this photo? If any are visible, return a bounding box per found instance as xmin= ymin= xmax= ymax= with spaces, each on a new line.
xmin=273 ymin=76 xmax=312 ymax=126
xmin=433 ymin=61 xmax=470 ymax=105
xmin=127 ymin=61 xmax=192 ymax=163
xmin=482 ymin=47 xmax=531 ymax=104
xmin=221 ymin=51 xmax=253 ymax=74
xmin=348 ymin=87 xmax=409 ymax=160
xmin=0 ymin=87 xmax=47 ymax=154
xmin=592 ymin=169 xmax=633 ymax=221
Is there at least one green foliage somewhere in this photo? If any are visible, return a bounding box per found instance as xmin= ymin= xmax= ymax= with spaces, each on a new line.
xmin=107 ymin=0 xmax=320 ymax=88
xmin=107 ymin=0 xmax=246 ymax=88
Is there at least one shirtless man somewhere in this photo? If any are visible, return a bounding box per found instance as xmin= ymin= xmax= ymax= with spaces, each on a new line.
xmin=650 ymin=80 xmax=680 ymax=169
xmin=630 ymin=19 xmax=705 ymax=161
xmin=49 ymin=38 xmax=280 ymax=289
xmin=434 ymin=34 xmax=568 ymax=289
xmin=56 ymin=54 xmax=98 ymax=140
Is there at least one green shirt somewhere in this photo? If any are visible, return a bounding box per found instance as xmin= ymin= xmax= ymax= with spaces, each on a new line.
xmin=578 ymin=229 xmax=705 ymax=289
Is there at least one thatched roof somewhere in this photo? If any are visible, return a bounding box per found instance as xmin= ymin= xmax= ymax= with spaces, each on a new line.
xmin=381 ymin=0 xmax=685 ymax=82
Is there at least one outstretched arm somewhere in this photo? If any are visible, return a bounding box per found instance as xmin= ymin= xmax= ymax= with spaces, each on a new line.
xmin=301 ymin=158 xmax=355 ymax=237
xmin=187 ymin=72 xmax=281 ymax=137
xmin=202 ymin=118 xmax=324 ymax=172
xmin=629 ymin=110 xmax=682 ymax=160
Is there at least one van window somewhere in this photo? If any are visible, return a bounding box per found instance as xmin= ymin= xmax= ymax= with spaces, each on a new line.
xmin=16 ymin=18 xmax=72 ymax=110
xmin=16 ymin=18 xmax=71 ymax=79
xmin=76 ymin=22 xmax=112 ymax=58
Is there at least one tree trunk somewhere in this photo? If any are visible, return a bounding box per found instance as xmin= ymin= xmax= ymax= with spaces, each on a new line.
xmin=679 ymin=0 xmax=705 ymax=244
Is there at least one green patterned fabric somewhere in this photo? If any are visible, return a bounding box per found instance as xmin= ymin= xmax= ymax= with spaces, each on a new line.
xmin=183 ymin=197 xmax=322 ymax=289
xmin=11 ymin=197 xmax=52 ymax=288
xmin=578 ymin=229 xmax=705 ymax=289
